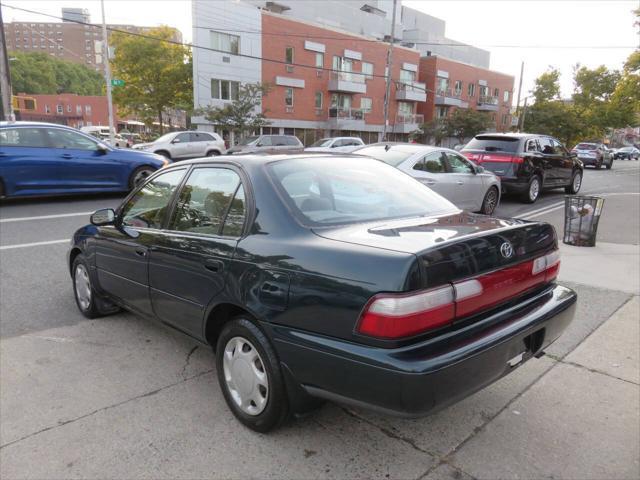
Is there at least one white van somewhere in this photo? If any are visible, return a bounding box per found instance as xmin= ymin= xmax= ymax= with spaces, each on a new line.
xmin=80 ymin=126 xmax=128 ymax=148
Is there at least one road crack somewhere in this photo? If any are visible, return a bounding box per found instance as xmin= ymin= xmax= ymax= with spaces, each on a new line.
xmin=0 ymin=369 xmax=214 ymax=450
xmin=180 ymin=346 xmax=199 ymax=379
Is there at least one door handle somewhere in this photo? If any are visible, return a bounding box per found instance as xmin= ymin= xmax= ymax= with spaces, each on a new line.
xmin=61 ymin=153 xmax=73 ymax=159
xmin=457 ymin=181 xmax=464 ymax=185
xmin=204 ymin=259 xmax=223 ymax=273
xmin=135 ymin=247 xmax=147 ymax=257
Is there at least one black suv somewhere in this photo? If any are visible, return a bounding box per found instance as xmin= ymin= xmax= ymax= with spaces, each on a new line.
xmin=461 ymin=133 xmax=584 ymax=203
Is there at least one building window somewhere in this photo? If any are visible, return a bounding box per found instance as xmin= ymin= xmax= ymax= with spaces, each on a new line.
xmin=210 ymin=31 xmax=239 ymax=55
xmin=45 ymin=105 xmax=50 ymax=114
xmin=56 ymin=104 xmax=63 ymax=114
xmin=494 ymin=87 xmax=499 ymax=98
xmin=468 ymin=83 xmax=476 ymax=97
xmin=67 ymin=104 xmax=72 ymax=112
xmin=437 ymin=77 xmax=449 ymax=95
xmin=502 ymin=114 xmax=510 ymax=125
xmin=436 ymin=106 xmax=448 ymax=119
xmin=285 ymin=47 xmax=294 ymax=64
xmin=360 ymin=97 xmax=372 ymax=113
xmin=76 ymin=105 xmax=82 ymax=115
xmin=400 ymin=69 xmax=416 ymax=84
xmin=315 ymin=52 xmax=323 ymax=68
xmin=285 ymin=88 xmax=294 ymax=107
xmin=85 ymin=105 xmax=92 ymax=115
xmin=211 ymin=79 xmax=240 ymax=100
xmin=503 ymin=90 xmax=510 ymax=103
xmin=479 ymin=85 xmax=489 ymax=97
xmin=454 ymin=80 xmax=463 ymax=96
xmin=398 ymin=101 xmax=413 ymax=115
xmin=362 ymin=62 xmax=373 ymax=80
xmin=315 ymin=91 xmax=323 ymax=109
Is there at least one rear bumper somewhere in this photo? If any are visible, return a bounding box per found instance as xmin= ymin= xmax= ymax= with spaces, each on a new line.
xmin=498 ymin=178 xmax=529 ymax=194
xmin=578 ymin=156 xmax=599 ymax=165
xmin=273 ymin=284 xmax=576 ymax=417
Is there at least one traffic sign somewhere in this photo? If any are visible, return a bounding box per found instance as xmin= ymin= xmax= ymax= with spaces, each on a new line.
xmin=111 ymin=79 xmax=125 ymax=87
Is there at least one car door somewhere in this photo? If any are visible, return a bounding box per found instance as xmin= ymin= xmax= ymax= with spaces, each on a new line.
xmin=94 ymin=168 xmax=187 ymax=316
xmin=189 ymin=132 xmax=209 ymax=157
xmin=43 ymin=127 xmax=124 ymax=190
xmin=538 ymin=137 xmax=562 ymax=185
xmin=407 ymin=151 xmax=458 ymax=202
xmin=147 ymin=166 xmax=247 ymax=337
xmin=443 ymin=151 xmax=485 ymax=211
xmin=551 ymin=137 xmax=574 ymax=184
xmin=170 ymin=132 xmax=193 ymax=159
xmin=255 ymin=135 xmax=273 ymax=153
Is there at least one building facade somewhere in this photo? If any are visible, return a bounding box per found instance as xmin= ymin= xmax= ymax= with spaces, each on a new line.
xmin=192 ymin=2 xmax=426 ymax=144
xmin=3 ymin=8 xmax=182 ymax=72
xmin=419 ymin=56 xmax=514 ymax=134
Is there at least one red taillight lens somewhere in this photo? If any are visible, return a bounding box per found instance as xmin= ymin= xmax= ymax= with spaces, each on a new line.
xmin=358 ymin=250 xmax=560 ymax=339
xmin=357 ymin=286 xmax=455 ymax=339
xmin=480 ymin=154 xmax=523 ymax=164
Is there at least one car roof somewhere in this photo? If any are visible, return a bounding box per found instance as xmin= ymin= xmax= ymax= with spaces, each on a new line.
xmin=355 ymin=142 xmax=442 ymax=153
xmin=0 ymin=121 xmax=76 ymax=128
xmin=473 ymin=132 xmax=539 ymax=140
xmin=162 ymin=153 xmax=363 ymax=170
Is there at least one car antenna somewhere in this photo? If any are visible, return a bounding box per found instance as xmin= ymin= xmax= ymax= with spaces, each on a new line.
xmin=385 ymin=144 xmax=391 ymax=151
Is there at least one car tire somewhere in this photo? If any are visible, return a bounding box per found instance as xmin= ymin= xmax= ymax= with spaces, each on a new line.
xmin=606 ymin=158 xmax=613 ymax=170
xmin=206 ymin=150 xmax=221 ymax=157
xmin=156 ymin=150 xmax=171 ymax=159
xmin=565 ymin=170 xmax=583 ymax=194
xmin=480 ymin=186 xmax=499 ymax=215
xmin=595 ymin=159 xmax=602 ymax=169
xmin=216 ymin=317 xmax=290 ymax=433
xmin=128 ymin=166 xmax=156 ymax=190
xmin=522 ymin=175 xmax=542 ymax=203
xmin=0 ymin=178 xmax=5 ymax=199
xmin=72 ymin=254 xmax=113 ymax=319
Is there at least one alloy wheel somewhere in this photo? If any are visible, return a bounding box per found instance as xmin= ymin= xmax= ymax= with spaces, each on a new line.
xmin=223 ymin=336 xmax=269 ymax=416
xmin=529 ymin=177 xmax=540 ymax=202
xmin=74 ymin=264 xmax=92 ymax=311
xmin=133 ymin=168 xmax=153 ymax=187
xmin=573 ymin=172 xmax=582 ymax=192
xmin=483 ymin=188 xmax=498 ymax=215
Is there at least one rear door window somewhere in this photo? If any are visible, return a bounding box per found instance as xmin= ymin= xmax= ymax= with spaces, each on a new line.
xmin=444 ymin=152 xmax=474 ymax=173
xmin=539 ymin=137 xmax=555 ymax=155
xmin=465 ymin=136 xmax=520 ymax=153
xmin=0 ymin=128 xmax=49 ymax=148
xmin=285 ymin=136 xmax=301 ymax=146
xmin=258 ymin=136 xmax=273 ymax=147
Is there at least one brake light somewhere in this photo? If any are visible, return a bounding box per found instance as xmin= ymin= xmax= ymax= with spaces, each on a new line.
xmin=480 ymin=154 xmax=523 ymax=164
xmin=357 ymin=250 xmax=560 ymax=339
xmin=357 ymin=286 xmax=455 ymax=339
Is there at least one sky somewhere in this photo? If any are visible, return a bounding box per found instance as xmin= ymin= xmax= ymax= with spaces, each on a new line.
xmin=2 ymin=0 xmax=639 ymax=105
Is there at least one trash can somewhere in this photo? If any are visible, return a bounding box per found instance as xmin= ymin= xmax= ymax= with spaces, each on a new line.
xmin=563 ymin=195 xmax=605 ymax=247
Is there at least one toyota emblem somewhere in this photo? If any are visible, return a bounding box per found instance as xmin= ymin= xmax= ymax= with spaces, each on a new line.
xmin=500 ymin=241 xmax=514 ymax=259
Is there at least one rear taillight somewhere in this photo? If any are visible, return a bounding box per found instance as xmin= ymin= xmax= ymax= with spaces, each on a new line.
xmin=357 ymin=286 xmax=455 ymax=339
xmin=357 ymin=250 xmax=560 ymax=339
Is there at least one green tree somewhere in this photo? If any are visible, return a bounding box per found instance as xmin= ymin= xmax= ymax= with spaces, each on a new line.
xmin=110 ymin=26 xmax=192 ymax=134
xmin=531 ymin=69 xmax=561 ymax=104
xmin=195 ymin=83 xmax=271 ymax=140
xmin=443 ymin=108 xmax=492 ymax=144
xmin=10 ymin=52 xmax=104 ymax=95
xmin=416 ymin=119 xmax=447 ymax=146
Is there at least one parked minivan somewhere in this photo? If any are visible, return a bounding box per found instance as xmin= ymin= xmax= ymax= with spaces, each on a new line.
xmin=227 ymin=135 xmax=304 ymax=155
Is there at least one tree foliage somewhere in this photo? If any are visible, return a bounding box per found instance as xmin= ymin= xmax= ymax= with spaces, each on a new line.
xmin=110 ymin=26 xmax=192 ymax=134
xmin=416 ymin=119 xmax=447 ymax=145
xmin=10 ymin=52 xmax=104 ymax=95
xmin=443 ymin=108 xmax=492 ymax=143
xmin=195 ymin=83 xmax=271 ymax=138
xmin=531 ymin=69 xmax=561 ymax=104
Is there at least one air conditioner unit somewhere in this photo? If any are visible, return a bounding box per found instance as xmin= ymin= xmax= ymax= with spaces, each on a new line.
xmin=286 ymin=106 xmax=294 ymax=113
xmin=286 ymin=65 xmax=294 ymax=73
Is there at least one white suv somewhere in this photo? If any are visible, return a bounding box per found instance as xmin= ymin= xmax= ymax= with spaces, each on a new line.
xmin=304 ymin=137 xmax=365 ymax=153
xmin=132 ymin=131 xmax=226 ymax=159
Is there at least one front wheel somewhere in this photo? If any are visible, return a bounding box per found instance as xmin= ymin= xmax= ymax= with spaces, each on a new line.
xmin=72 ymin=254 xmax=119 ymax=318
xmin=606 ymin=158 xmax=613 ymax=170
xmin=216 ymin=317 xmax=290 ymax=433
xmin=565 ymin=170 xmax=583 ymax=194
xmin=521 ymin=175 xmax=542 ymax=203
xmin=129 ymin=166 xmax=156 ymax=190
xmin=480 ymin=186 xmax=499 ymax=215
xmin=207 ymin=150 xmax=221 ymax=157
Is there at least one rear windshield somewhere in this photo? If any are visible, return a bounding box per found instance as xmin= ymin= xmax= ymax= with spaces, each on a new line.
xmin=267 ymin=157 xmax=457 ymax=226
xmin=575 ymin=143 xmax=597 ymax=150
xmin=239 ymin=135 xmax=260 ymax=146
xmin=353 ymin=145 xmax=420 ymax=166
xmin=465 ymin=136 xmax=520 ymax=153
xmin=310 ymin=138 xmax=333 ymax=147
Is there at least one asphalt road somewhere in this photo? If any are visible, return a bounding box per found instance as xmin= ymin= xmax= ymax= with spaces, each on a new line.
xmin=1 ymin=160 xmax=638 ymax=479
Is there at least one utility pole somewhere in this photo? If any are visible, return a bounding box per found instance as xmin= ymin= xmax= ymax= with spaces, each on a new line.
xmin=381 ymin=0 xmax=397 ymax=141
xmin=0 ymin=5 xmax=15 ymax=121
xmin=519 ymin=96 xmax=528 ymax=131
xmin=514 ymin=61 xmax=524 ymax=130
xmin=101 ymin=0 xmax=116 ymax=145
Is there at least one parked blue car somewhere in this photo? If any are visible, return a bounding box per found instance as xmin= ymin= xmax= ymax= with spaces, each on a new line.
xmin=0 ymin=121 xmax=169 ymax=198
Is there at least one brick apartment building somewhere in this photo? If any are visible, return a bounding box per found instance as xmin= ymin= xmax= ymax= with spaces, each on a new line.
xmin=419 ymin=56 xmax=515 ymax=134
xmin=3 ymin=8 xmax=182 ymax=72
xmin=13 ymin=93 xmax=186 ymax=133
xmin=192 ymin=0 xmax=515 ymax=145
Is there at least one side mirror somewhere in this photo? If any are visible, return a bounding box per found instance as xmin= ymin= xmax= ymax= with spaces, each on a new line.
xmin=90 ymin=208 xmax=116 ymax=226
xmin=171 ymin=138 xmax=181 ymax=144
xmin=97 ymin=144 xmax=109 ymax=154
xmin=475 ymin=165 xmax=485 ymax=173
xmin=256 ymin=143 xmax=263 ymax=147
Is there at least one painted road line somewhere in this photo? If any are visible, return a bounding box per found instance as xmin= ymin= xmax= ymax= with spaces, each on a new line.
xmin=0 ymin=239 xmax=69 ymax=250
xmin=0 ymin=211 xmax=93 ymax=223
xmin=518 ymin=201 xmax=565 ymax=219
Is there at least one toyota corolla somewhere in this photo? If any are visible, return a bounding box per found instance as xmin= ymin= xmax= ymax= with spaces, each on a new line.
xmin=68 ymin=155 xmax=577 ymax=432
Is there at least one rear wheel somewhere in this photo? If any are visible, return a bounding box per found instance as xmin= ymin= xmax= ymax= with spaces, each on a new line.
xmin=565 ymin=170 xmax=583 ymax=194
xmin=480 ymin=186 xmax=499 ymax=215
xmin=216 ymin=317 xmax=290 ymax=433
xmin=0 ymin=178 xmax=5 ymax=198
xmin=128 ymin=166 xmax=155 ymax=190
xmin=156 ymin=150 xmax=171 ymax=159
xmin=522 ymin=175 xmax=542 ymax=203
xmin=207 ymin=150 xmax=221 ymax=157
xmin=595 ymin=158 xmax=602 ymax=169
xmin=606 ymin=158 xmax=613 ymax=170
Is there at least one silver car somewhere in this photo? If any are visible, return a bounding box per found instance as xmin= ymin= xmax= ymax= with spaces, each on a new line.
xmin=227 ymin=135 xmax=304 ymax=155
xmin=353 ymin=143 xmax=501 ymax=215
xmin=132 ymin=131 xmax=226 ymax=160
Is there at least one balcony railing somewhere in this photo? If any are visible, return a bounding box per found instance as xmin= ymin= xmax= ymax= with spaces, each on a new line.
xmin=478 ymin=95 xmax=499 ymax=105
xmin=396 ymin=113 xmax=424 ymax=125
xmin=436 ymin=88 xmax=462 ymax=99
xmin=396 ymin=81 xmax=427 ymax=102
xmin=328 ymin=107 xmax=365 ymax=120
xmin=330 ymin=71 xmax=366 ymax=84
